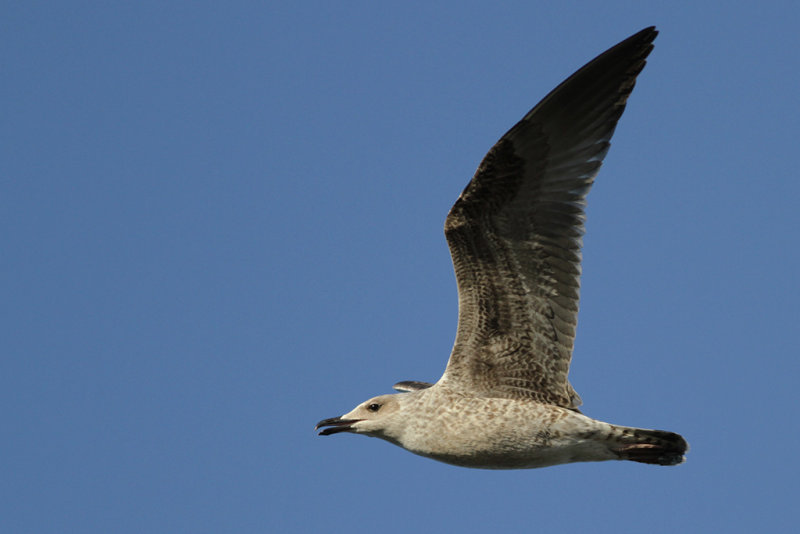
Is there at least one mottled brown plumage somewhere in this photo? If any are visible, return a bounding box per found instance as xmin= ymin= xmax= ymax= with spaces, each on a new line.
xmin=317 ymin=27 xmax=689 ymax=470
xmin=439 ymin=27 xmax=654 ymax=408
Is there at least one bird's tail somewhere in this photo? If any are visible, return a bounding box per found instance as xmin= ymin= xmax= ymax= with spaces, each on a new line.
xmin=611 ymin=426 xmax=689 ymax=466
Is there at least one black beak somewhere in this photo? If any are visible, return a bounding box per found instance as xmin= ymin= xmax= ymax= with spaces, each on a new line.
xmin=315 ymin=417 xmax=362 ymax=436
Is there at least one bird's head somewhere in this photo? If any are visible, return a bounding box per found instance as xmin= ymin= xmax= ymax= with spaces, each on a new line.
xmin=316 ymin=394 xmax=404 ymax=440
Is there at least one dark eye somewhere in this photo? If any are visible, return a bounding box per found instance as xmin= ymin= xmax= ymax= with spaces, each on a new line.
xmin=367 ymin=403 xmax=381 ymax=412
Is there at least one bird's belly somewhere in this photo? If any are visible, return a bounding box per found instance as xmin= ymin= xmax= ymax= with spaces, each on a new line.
xmin=397 ymin=400 xmax=615 ymax=469
xmin=413 ymin=438 xmax=615 ymax=470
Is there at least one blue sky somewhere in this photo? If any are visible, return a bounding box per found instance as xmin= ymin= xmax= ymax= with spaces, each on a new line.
xmin=4 ymin=2 xmax=799 ymax=532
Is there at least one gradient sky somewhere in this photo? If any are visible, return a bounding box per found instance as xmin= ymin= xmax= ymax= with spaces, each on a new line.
xmin=4 ymin=2 xmax=799 ymax=533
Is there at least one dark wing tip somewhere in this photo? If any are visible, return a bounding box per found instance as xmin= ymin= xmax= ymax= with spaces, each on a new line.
xmin=517 ymin=25 xmax=658 ymax=125
xmin=626 ymin=26 xmax=658 ymax=47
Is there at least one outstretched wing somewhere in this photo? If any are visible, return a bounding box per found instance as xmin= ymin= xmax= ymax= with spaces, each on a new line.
xmin=437 ymin=27 xmax=657 ymax=408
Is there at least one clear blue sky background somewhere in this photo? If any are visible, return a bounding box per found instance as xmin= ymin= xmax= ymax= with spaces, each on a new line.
xmin=4 ymin=2 xmax=799 ymax=533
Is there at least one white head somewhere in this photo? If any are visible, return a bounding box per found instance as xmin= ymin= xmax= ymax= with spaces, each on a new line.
xmin=316 ymin=393 xmax=407 ymax=443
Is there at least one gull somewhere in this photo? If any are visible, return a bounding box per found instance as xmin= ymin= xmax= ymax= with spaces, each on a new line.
xmin=316 ymin=27 xmax=688 ymax=469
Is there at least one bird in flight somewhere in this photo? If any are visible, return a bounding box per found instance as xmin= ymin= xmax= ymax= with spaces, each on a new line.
xmin=316 ymin=27 xmax=688 ymax=469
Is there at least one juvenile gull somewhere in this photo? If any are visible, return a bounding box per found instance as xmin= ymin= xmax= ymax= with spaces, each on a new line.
xmin=317 ymin=27 xmax=688 ymax=469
